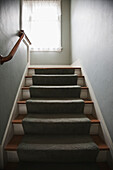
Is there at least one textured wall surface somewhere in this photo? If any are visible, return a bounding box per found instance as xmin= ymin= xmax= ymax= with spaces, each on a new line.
xmin=71 ymin=0 xmax=113 ymax=141
xmin=30 ymin=0 xmax=71 ymax=65
xmin=0 ymin=0 xmax=27 ymax=143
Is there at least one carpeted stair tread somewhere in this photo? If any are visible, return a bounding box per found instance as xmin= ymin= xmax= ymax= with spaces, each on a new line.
xmin=33 ymin=74 xmax=77 ymax=77
xmin=12 ymin=114 xmax=100 ymax=124
xmin=17 ymin=135 xmax=99 ymax=162
xmin=5 ymin=135 xmax=109 ymax=151
xmin=22 ymin=86 xmax=88 ymax=89
xmin=26 ymin=75 xmax=84 ymax=78
xmin=17 ymin=100 xmax=93 ymax=104
xmin=23 ymin=113 xmax=90 ymax=120
xmin=28 ymin=66 xmax=81 ymax=68
xmin=27 ymin=98 xmax=84 ymax=103
xmin=32 ymin=74 xmax=78 ymax=85
xmin=26 ymin=99 xmax=84 ymax=114
xmin=34 ymin=68 xmax=75 ymax=74
xmin=30 ymin=85 xmax=81 ymax=98
xmin=22 ymin=114 xmax=90 ymax=135
xmin=18 ymin=134 xmax=97 ymax=144
xmin=30 ymin=85 xmax=81 ymax=88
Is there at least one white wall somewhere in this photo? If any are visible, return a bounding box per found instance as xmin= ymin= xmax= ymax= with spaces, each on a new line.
xmin=71 ymin=0 xmax=113 ymax=142
xmin=0 ymin=0 xmax=27 ymax=144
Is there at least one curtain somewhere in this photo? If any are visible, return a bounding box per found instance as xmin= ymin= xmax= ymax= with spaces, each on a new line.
xmin=22 ymin=0 xmax=62 ymax=51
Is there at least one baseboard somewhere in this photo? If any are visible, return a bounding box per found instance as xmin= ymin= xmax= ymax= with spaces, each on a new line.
xmin=71 ymin=59 xmax=113 ymax=162
xmin=0 ymin=63 xmax=29 ymax=169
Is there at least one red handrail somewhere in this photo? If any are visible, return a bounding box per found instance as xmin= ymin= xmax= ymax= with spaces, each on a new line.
xmin=0 ymin=30 xmax=31 ymax=65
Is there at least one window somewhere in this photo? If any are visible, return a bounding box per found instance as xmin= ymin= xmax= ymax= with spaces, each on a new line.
xmin=22 ymin=0 xmax=62 ymax=51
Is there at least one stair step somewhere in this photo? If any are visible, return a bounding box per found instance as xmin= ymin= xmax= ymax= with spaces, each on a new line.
xmin=28 ymin=67 xmax=82 ymax=76
xmin=20 ymin=114 xmax=91 ymax=135
xmin=17 ymin=100 xmax=93 ymax=115
xmin=5 ymin=135 xmax=109 ymax=163
xmin=30 ymin=85 xmax=81 ymax=98
xmin=12 ymin=114 xmax=100 ymax=124
xmin=22 ymin=86 xmax=89 ymax=100
xmin=25 ymin=75 xmax=85 ymax=87
xmin=12 ymin=114 xmax=100 ymax=135
xmin=26 ymin=99 xmax=85 ymax=114
xmin=32 ymin=74 xmax=79 ymax=86
xmin=5 ymin=135 xmax=109 ymax=151
xmin=34 ymin=68 xmax=76 ymax=74
xmin=17 ymin=135 xmax=99 ymax=162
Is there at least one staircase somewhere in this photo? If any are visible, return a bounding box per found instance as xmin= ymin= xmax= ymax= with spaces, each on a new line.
xmin=4 ymin=67 xmax=110 ymax=170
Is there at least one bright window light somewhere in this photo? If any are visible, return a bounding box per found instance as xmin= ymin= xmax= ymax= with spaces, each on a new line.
xmin=22 ymin=0 xmax=62 ymax=51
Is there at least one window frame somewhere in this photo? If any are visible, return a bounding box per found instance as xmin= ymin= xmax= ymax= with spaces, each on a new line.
xmin=21 ymin=0 xmax=62 ymax=52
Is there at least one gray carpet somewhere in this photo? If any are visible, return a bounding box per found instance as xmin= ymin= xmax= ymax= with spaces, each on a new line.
xmin=32 ymin=74 xmax=78 ymax=85
xmin=22 ymin=114 xmax=90 ymax=135
xmin=17 ymin=68 xmax=99 ymax=163
xmin=35 ymin=68 xmax=75 ymax=74
xmin=30 ymin=85 xmax=81 ymax=98
xmin=17 ymin=135 xmax=99 ymax=162
xmin=26 ymin=99 xmax=85 ymax=114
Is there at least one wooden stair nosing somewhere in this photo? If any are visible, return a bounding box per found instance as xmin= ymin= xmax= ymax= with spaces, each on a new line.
xmin=12 ymin=114 xmax=100 ymax=124
xmin=5 ymin=135 xmax=23 ymax=151
xmin=12 ymin=114 xmax=26 ymax=124
xmin=91 ymin=135 xmax=109 ymax=150
xmin=5 ymin=135 xmax=109 ymax=151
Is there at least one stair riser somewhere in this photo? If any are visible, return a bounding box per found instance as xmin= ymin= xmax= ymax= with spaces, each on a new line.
xmin=33 ymin=76 xmax=78 ymax=86
xmin=6 ymin=150 xmax=108 ymax=163
xmin=28 ymin=68 xmax=81 ymax=76
xmin=25 ymin=77 xmax=86 ymax=87
xmin=22 ymin=88 xmax=89 ymax=100
xmin=13 ymin=123 xmax=100 ymax=135
xmin=18 ymin=150 xmax=98 ymax=163
xmin=26 ymin=102 xmax=84 ymax=114
xmin=18 ymin=103 xmax=93 ymax=115
xmin=35 ymin=69 xmax=76 ymax=75
xmin=23 ymin=123 xmax=90 ymax=135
